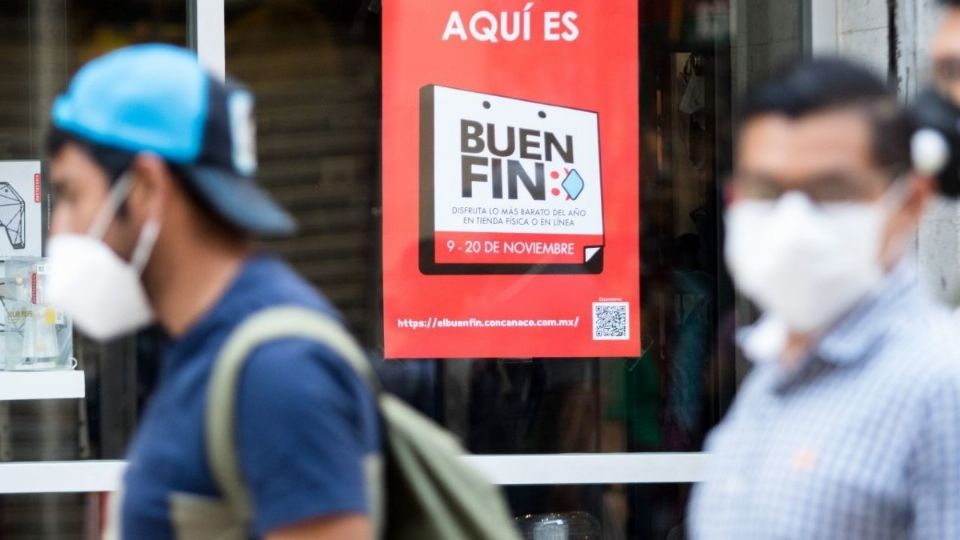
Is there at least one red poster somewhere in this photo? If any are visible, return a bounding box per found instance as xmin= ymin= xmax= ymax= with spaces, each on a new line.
xmin=382 ymin=0 xmax=640 ymax=358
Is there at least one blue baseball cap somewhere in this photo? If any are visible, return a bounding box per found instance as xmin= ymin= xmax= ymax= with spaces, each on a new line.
xmin=51 ymin=43 xmax=297 ymax=237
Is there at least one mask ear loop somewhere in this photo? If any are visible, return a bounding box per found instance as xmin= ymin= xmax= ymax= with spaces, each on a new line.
xmin=129 ymin=219 xmax=161 ymax=274
xmin=885 ymin=174 xmax=920 ymax=204
xmin=85 ymin=170 xmax=162 ymax=273
xmin=878 ymin=174 xmax=919 ymax=263
xmin=87 ymin=171 xmax=135 ymax=240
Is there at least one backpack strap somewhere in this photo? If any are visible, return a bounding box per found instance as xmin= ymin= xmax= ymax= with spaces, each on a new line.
xmin=205 ymin=306 xmax=383 ymax=528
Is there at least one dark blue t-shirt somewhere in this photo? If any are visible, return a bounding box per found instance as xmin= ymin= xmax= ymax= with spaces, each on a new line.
xmin=121 ymin=254 xmax=380 ymax=539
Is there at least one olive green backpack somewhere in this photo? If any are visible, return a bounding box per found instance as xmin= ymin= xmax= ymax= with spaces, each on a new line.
xmin=204 ymin=306 xmax=521 ymax=540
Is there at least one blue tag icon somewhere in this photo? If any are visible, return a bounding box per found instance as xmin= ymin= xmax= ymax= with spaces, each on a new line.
xmin=562 ymin=169 xmax=585 ymax=200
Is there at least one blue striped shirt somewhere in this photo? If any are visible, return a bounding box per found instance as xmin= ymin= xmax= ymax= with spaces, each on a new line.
xmin=689 ymin=262 xmax=960 ymax=539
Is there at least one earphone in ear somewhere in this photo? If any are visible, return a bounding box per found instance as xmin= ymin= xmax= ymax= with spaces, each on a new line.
xmin=911 ymin=89 xmax=960 ymax=197
xmin=912 ymin=128 xmax=950 ymax=177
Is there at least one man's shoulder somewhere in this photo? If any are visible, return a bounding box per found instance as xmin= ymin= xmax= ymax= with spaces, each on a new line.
xmin=234 ymin=257 xmax=356 ymax=373
xmin=234 ymin=336 xmax=381 ymax=461
xmin=202 ymin=254 xmax=344 ymax=344
xmin=217 ymin=255 xmax=372 ymax=413
xmin=234 ymin=254 xmax=336 ymax=314
xmin=243 ymin=335 xmax=365 ymax=389
xmin=877 ymin=301 xmax=960 ymax=387
xmin=239 ymin=337 xmax=374 ymax=415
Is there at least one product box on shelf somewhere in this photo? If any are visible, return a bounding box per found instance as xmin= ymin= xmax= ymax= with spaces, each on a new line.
xmin=0 ymin=259 xmax=74 ymax=370
xmin=0 ymin=161 xmax=42 ymax=259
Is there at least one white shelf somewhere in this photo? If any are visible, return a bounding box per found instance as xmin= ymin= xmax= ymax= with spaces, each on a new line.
xmin=0 ymin=461 xmax=124 ymax=493
xmin=463 ymin=452 xmax=710 ymax=485
xmin=0 ymin=453 xmax=711 ymax=494
xmin=0 ymin=370 xmax=85 ymax=400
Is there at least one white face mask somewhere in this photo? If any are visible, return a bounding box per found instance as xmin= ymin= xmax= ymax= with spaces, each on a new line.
xmin=725 ymin=186 xmax=904 ymax=334
xmin=46 ymin=173 xmax=160 ymax=341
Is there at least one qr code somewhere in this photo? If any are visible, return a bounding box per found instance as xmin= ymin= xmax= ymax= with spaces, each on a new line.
xmin=593 ymin=302 xmax=629 ymax=340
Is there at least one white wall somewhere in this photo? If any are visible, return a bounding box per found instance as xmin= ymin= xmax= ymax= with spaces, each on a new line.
xmin=730 ymin=0 xmax=804 ymax=104
xmin=838 ymin=0 xmax=890 ymax=75
xmin=895 ymin=0 xmax=960 ymax=304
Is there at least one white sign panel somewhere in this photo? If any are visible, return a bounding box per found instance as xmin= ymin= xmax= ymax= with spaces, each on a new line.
xmin=420 ymin=85 xmax=605 ymax=273
xmin=0 ymin=162 xmax=42 ymax=258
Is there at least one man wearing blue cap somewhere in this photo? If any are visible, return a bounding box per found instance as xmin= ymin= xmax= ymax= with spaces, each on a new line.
xmin=45 ymin=44 xmax=379 ymax=539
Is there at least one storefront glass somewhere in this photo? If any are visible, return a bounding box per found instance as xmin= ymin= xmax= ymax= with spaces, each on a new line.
xmin=0 ymin=0 xmax=810 ymax=537
xmin=224 ymin=0 xmax=804 ymax=449
xmin=220 ymin=0 xmax=803 ymax=537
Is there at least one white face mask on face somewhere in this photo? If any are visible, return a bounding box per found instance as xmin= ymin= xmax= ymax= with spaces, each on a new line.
xmin=46 ymin=173 xmax=161 ymax=341
xmin=725 ymin=184 xmax=906 ymax=334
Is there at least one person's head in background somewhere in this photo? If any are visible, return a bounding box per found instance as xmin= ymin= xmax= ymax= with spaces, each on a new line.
xmin=46 ymin=44 xmax=296 ymax=340
xmin=932 ymin=0 xmax=960 ymax=104
xmin=725 ymin=58 xmax=933 ymax=345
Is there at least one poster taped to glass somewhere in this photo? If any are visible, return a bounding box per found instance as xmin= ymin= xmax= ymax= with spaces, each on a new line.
xmin=383 ymin=0 xmax=640 ymax=358
xmin=421 ymin=85 xmax=604 ymax=273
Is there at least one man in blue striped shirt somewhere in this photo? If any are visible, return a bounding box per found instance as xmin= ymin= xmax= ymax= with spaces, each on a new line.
xmin=689 ymin=59 xmax=960 ymax=539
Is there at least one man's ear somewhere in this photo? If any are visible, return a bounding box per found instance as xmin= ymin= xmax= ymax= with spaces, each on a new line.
xmin=879 ymin=173 xmax=934 ymax=269
xmin=724 ymin=178 xmax=739 ymax=206
xmin=128 ymin=153 xmax=172 ymax=222
xmin=902 ymin=173 xmax=935 ymax=222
